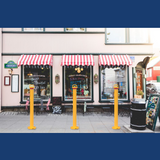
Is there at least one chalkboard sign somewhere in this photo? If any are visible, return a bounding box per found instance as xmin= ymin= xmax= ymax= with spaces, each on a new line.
xmin=146 ymin=94 xmax=160 ymax=131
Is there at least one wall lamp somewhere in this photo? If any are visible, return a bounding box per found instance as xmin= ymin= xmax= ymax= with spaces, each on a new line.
xmin=8 ymin=68 xmax=13 ymax=75
xmin=55 ymin=74 xmax=60 ymax=84
xmin=94 ymin=74 xmax=98 ymax=84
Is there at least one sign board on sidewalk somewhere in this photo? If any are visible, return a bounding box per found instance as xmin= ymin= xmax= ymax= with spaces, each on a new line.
xmin=146 ymin=94 xmax=160 ymax=131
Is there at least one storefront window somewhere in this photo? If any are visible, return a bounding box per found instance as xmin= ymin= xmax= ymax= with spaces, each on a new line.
xmin=23 ymin=65 xmax=51 ymax=101
xmin=64 ymin=66 xmax=92 ymax=101
xmin=101 ymin=66 xmax=128 ymax=100
xmin=136 ymin=70 xmax=143 ymax=92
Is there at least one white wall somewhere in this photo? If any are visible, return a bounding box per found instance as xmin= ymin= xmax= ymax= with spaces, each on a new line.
xmin=2 ymin=34 xmax=153 ymax=53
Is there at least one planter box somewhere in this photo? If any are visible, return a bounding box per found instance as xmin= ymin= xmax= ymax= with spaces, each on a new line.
xmin=134 ymin=95 xmax=142 ymax=99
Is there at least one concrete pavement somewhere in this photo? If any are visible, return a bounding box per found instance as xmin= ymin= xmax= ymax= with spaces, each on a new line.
xmin=0 ymin=112 xmax=160 ymax=133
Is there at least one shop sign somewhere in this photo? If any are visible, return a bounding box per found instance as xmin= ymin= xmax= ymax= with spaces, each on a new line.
xmin=130 ymin=56 xmax=135 ymax=63
xmin=146 ymin=94 xmax=160 ymax=131
xmin=4 ymin=60 xmax=18 ymax=69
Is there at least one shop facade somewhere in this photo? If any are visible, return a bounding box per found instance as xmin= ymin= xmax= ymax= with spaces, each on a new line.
xmin=0 ymin=28 xmax=154 ymax=111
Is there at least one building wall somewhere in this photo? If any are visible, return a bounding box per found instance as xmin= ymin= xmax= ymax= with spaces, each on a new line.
xmin=52 ymin=56 xmax=62 ymax=96
xmin=2 ymin=56 xmax=21 ymax=106
xmin=147 ymin=61 xmax=160 ymax=82
xmin=1 ymin=28 xmax=154 ymax=107
xmin=2 ymin=33 xmax=153 ymax=54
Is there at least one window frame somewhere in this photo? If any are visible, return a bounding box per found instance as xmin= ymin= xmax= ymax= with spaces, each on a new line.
xmin=22 ymin=28 xmax=45 ymax=32
xmin=105 ymin=28 xmax=127 ymax=44
xmin=99 ymin=65 xmax=130 ymax=103
xmin=150 ymin=68 xmax=152 ymax=77
xmin=64 ymin=28 xmax=86 ymax=32
xmin=21 ymin=65 xmax=52 ymax=103
xmin=62 ymin=66 xmax=94 ymax=103
xmin=105 ymin=28 xmax=151 ymax=44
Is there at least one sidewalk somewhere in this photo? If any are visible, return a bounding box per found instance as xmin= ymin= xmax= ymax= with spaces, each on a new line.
xmin=0 ymin=112 xmax=160 ymax=133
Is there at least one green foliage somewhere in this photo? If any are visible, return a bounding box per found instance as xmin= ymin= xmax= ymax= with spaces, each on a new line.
xmin=137 ymin=90 xmax=144 ymax=95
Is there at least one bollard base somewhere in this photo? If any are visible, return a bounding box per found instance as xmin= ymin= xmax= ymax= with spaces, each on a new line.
xmin=28 ymin=126 xmax=36 ymax=130
xmin=70 ymin=126 xmax=79 ymax=130
xmin=112 ymin=126 xmax=120 ymax=130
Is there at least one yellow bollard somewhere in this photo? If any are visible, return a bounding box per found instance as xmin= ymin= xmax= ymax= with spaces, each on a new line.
xmin=70 ymin=84 xmax=79 ymax=130
xmin=28 ymin=84 xmax=36 ymax=130
xmin=112 ymin=84 xmax=120 ymax=130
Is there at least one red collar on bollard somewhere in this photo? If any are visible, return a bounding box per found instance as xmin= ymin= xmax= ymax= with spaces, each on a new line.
xmin=114 ymin=88 xmax=118 ymax=89
xmin=30 ymin=88 xmax=34 ymax=89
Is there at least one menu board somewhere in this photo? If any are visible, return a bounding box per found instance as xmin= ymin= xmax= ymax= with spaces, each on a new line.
xmin=146 ymin=94 xmax=160 ymax=131
xmin=11 ymin=75 xmax=19 ymax=92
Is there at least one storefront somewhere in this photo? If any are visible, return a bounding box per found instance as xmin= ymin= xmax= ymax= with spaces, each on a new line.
xmin=0 ymin=28 xmax=154 ymax=111
xmin=17 ymin=55 xmax=53 ymax=103
xmin=99 ymin=55 xmax=132 ymax=102
xmin=1 ymin=53 xmax=152 ymax=110
xmin=61 ymin=55 xmax=94 ymax=102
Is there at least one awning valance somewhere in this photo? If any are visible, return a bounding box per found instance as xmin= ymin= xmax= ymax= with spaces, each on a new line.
xmin=99 ymin=55 xmax=132 ymax=66
xmin=17 ymin=55 xmax=53 ymax=66
xmin=61 ymin=55 xmax=95 ymax=66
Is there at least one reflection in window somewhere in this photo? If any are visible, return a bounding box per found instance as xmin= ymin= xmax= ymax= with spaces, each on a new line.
xmin=101 ymin=66 xmax=127 ymax=100
xmin=64 ymin=66 xmax=92 ymax=101
xmin=106 ymin=28 xmax=125 ymax=43
xmin=23 ymin=65 xmax=51 ymax=101
xmin=65 ymin=28 xmax=85 ymax=32
xmin=23 ymin=28 xmax=43 ymax=31
xmin=129 ymin=28 xmax=149 ymax=43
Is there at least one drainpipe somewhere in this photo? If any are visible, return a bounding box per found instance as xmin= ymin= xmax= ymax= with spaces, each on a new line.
xmin=0 ymin=28 xmax=2 ymax=112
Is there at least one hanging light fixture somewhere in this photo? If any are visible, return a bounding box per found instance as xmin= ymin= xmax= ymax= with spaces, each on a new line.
xmin=27 ymin=72 xmax=32 ymax=76
xmin=75 ymin=66 xmax=84 ymax=73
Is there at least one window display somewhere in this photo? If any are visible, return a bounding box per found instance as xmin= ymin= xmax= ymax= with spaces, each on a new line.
xmin=101 ymin=66 xmax=128 ymax=100
xmin=64 ymin=66 xmax=92 ymax=101
xmin=23 ymin=65 xmax=51 ymax=101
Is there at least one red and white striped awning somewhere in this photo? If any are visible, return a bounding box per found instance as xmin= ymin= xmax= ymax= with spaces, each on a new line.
xmin=99 ymin=55 xmax=132 ymax=66
xmin=61 ymin=55 xmax=95 ymax=66
xmin=17 ymin=55 xmax=53 ymax=66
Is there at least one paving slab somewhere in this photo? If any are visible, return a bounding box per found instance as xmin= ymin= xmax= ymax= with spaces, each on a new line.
xmin=0 ymin=112 xmax=160 ymax=133
xmin=124 ymin=125 xmax=154 ymax=133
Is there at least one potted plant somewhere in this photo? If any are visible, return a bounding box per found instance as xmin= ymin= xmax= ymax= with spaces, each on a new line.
xmin=134 ymin=90 xmax=144 ymax=99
